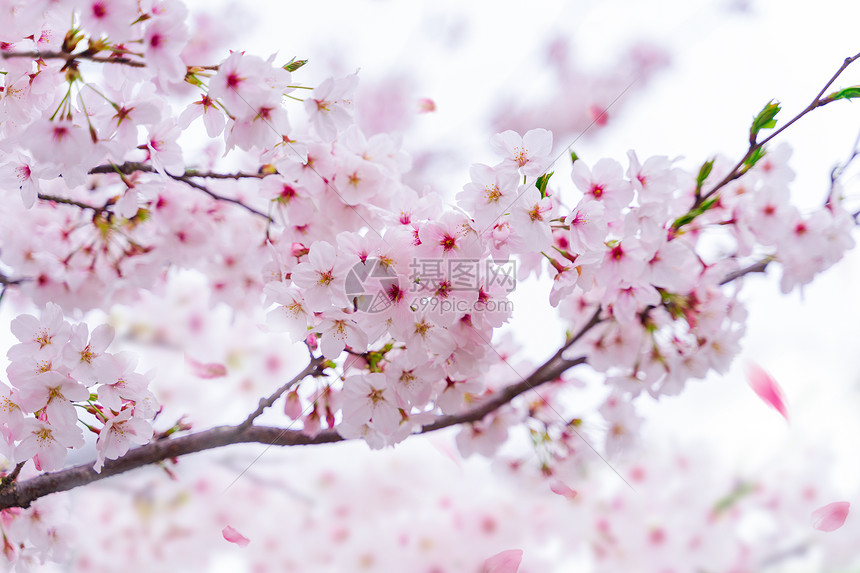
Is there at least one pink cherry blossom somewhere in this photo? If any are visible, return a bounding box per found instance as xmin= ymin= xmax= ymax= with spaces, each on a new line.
xmin=317 ymin=310 xmax=369 ymax=359
xmin=508 ymin=185 xmax=554 ymax=251
xmin=14 ymin=418 xmax=84 ymax=472
xmin=490 ymin=128 xmax=553 ymax=177
xmin=79 ymin=0 xmax=139 ymax=42
xmin=571 ymin=158 xmax=634 ymax=219
xmin=290 ymin=241 xmax=352 ymax=312
xmin=143 ymin=16 xmax=189 ymax=86
xmin=305 ymin=73 xmax=360 ymax=141
xmin=339 ymin=373 xmax=401 ymax=435
xmin=457 ymin=163 xmax=520 ymax=228
xmin=93 ymin=408 xmax=154 ymax=473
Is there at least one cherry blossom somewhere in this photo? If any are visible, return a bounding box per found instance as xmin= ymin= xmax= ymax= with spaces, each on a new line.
xmin=14 ymin=418 xmax=84 ymax=472
xmin=490 ymin=128 xmax=553 ymax=177
xmin=93 ymin=408 xmax=154 ymax=473
xmin=305 ymin=72 xmax=360 ymax=141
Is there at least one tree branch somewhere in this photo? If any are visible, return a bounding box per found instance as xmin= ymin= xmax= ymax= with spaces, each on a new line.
xmin=164 ymin=173 xmax=274 ymax=222
xmin=235 ymin=356 xmax=325 ymax=432
xmin=0 ymin=348 xmax=589 ymax=510
xmin=39 ymin=162 xmax=274 ymax=221
xmin=88 ymin=162 xmax=270 ymax=181
xmin=1 ymin=50 xmax=147 ymax=68
xmin=719 ymin=258 xmax=772 ymax=285
xmin=698 ymin=51 xmax=860 ymax=206
xmin=37 ymin=193 xmax=109 ymax=213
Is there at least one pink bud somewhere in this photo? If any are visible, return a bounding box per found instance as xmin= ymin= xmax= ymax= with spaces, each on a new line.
xmin=417 ymin=98 xmax=436 ymax=113
xmin=222 ymin=525 xmax=250 ymax=547
xmin=482 ymin=549 xmax=523 ymax=573
xmin=305 ymin=332 xmax=318 ymax=350
xmin=290 ymin=242 xmax=309 ymax=258
xmin=747 ymin=363 xmax=788 ymax=421
xmin=812 ymin=501 xmax=850 ymax=532
xmin=301 ymin=408 xmax=321 ymax=438
xmin=284 ymin=390 xmax=302 ymax=420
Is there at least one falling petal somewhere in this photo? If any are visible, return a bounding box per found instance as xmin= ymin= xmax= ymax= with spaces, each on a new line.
xmin=812 ymin=501 xmax=850 ymax=532
xmin=482 ymin=549 xmax=523 ymax=573
xmin=186 ymin=354 xmax=228 ymax=379
xmin=549 ymin=480 xmax=578 ymax=500
xmin=747 ymin=363 xmax=788 ymax=420
xmin=222 ymin=525 xmax=250 ymax=547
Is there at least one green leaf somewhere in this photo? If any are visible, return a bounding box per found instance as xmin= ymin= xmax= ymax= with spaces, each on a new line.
xmin=535 ymin=172 xmax=553 ymax=198
xmin=749 ymin=100 xmax=781 ymax=142
xmin=743 ymin=146 xmax=766 ymax=170
xmin=671 ymin=194 xmax=719 ymax=230
xmin=570 ymin=151 xmax=579 ymax=165
xmin=695 ymin=158 xmax=715 ymax=192
xmin=713 ymin=482 xmax=756 ymax=514
xmin=825 ymin=86 xmax=860 ymax=102
xmin=283 ymin=59 xmax=308 ymax=72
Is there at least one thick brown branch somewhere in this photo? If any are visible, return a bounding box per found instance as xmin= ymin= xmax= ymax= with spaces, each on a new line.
xmin=0 ymin=351 xmax=589 ymax=510
xmin=419 ymin=356 xmax=587 ymax=433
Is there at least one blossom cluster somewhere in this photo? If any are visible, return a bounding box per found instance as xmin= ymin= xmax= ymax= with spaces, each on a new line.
xmin=2 ymin=303 xmax=156 ymax=474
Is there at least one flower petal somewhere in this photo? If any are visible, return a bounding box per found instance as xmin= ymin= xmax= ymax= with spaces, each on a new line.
xmin=812 ymin=501 xmax=850 ymax=532
xmin=482 ymin=549 xmax=523 ymax=573
xmin=549 ymin=480 xmax=578 ymax=500
xmin=747 ymin=363 xmax=788 ymax=421
xmin=222 ymin=525 xmax=250 ymax=547
xmin=186 ymin=354 xmax=228 ymax=379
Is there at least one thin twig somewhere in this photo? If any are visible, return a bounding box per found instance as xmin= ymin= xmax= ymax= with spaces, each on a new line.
xmin=719 ymin=258 xmax=772 ymax=285
xmin=698 ymin=51 xmax=860 ymax=206
xmin=0 ymin=462 xmax=27 ymax=490
xmin=236 ymin=356 xmax=325 ymax=432
xmin=37 ymin=193 xmax=108 ymax=213
xmin=89 ymin=162 xmax=270 ymax=180
xmin=1 ymin=50 xmax=146 ymax=68
xmin=167 ymin=174 xmax=274 ymax=222
xmin=88 ymin=162 xmax=275 ymax=220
